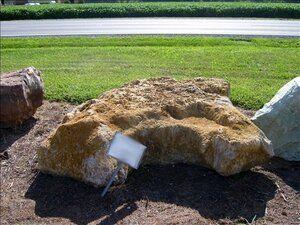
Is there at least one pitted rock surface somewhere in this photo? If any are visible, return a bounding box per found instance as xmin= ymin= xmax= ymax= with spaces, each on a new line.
xmin=38 ymin=77 xmax=273 ymax=187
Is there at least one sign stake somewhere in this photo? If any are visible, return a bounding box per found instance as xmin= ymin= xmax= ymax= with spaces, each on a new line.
xmin=101 ymin=162 xmax=123 ymax=197
xmin=101 ymin=132 xmax=146 ymax=197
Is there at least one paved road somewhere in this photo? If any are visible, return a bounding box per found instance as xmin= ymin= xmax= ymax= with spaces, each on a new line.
xmin=1 ymin=18 xmax=300 ymax=37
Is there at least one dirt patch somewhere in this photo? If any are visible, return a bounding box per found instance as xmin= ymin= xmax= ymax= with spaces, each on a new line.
xmin=1 ymin=101 xmax=299 ymax=225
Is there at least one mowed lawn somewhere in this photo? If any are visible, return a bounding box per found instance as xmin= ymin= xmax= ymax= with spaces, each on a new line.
xmin=1 ymin=36 xmax=299 ymax=109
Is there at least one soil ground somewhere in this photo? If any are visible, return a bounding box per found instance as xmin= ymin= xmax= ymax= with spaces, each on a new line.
xmin=1 ymin=101 xmax=299 ymax=225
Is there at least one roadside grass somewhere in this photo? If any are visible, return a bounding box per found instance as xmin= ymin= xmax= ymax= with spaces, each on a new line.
xmin=1 ymin=2 xmax=300 ymax=20
xmin=1 ymin=36 xmax=299 ymax=110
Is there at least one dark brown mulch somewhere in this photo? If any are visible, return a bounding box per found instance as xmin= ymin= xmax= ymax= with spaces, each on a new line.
xmin=0 ymin=101 xmax=299 ymax=225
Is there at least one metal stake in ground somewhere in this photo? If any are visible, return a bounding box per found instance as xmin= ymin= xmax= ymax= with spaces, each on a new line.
xmin=101 ymin=132 xmax=147 ymax=197
xmin=101 ymin=162 xmax=123 ymax=197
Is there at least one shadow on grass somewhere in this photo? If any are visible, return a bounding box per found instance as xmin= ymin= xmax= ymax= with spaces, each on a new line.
xmin=25 ymin=163 xmax=277 ymax=225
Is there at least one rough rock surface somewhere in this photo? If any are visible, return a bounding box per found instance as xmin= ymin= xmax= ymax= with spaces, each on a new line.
xmin=252 ymin=77 xmax=300 ymax=161
xmin=0 ymin=67 xmax=44 ymax=127
xmin=38 ymin=77 xmax=273 ymax=187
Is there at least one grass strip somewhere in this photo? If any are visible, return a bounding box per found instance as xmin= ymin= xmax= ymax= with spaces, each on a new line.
xmin=1 ymin=36 xmax=299 ymax=109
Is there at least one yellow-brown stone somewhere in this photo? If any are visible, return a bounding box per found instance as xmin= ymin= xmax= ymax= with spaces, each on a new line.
xmin=38 ymin=77 xmax=273 ymax=187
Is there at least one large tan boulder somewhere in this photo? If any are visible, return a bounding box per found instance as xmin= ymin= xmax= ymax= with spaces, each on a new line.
xmin=38 ymin=77 xmax=273 ymax=187
xmin=0 ymin=67 xmax=44 ymax=127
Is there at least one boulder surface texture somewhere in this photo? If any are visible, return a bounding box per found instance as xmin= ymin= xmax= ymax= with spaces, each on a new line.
xmin=0 ymin=67 xmax=44 ymax=127
xmin=38 ymin=77 xmax=273 ymax=187
xmin=252 ymin=77 xmax=300 ymax=161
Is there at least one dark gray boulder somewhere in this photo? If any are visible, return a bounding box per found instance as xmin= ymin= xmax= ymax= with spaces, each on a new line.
xmin=0 ymin=67 xmax=44 ymax=127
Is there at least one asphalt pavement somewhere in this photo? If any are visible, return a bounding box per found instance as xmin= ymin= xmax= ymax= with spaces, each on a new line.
xmin=1 ymin=18 xmax=300 ymax=37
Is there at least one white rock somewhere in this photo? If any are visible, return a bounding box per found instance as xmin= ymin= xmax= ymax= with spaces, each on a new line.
xmin=252 ymin=77 xmax=300 ymax=161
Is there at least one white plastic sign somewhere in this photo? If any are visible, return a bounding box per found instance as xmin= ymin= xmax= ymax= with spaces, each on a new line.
xmin=107 ymin=132 xmax=146 ymax=169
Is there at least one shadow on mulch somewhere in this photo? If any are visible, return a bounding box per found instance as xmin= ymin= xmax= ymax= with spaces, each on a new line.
xmin=0 ymin=117 xmax=37 ymax=160
xmin=263 ymin=157 xmax=300 ymax=191
xmin=25 ymin=164 xmax=277 ymax=225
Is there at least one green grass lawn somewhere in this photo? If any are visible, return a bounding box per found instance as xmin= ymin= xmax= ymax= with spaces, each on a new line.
xmin=1 ymin=36 xmax=299 ymax=110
